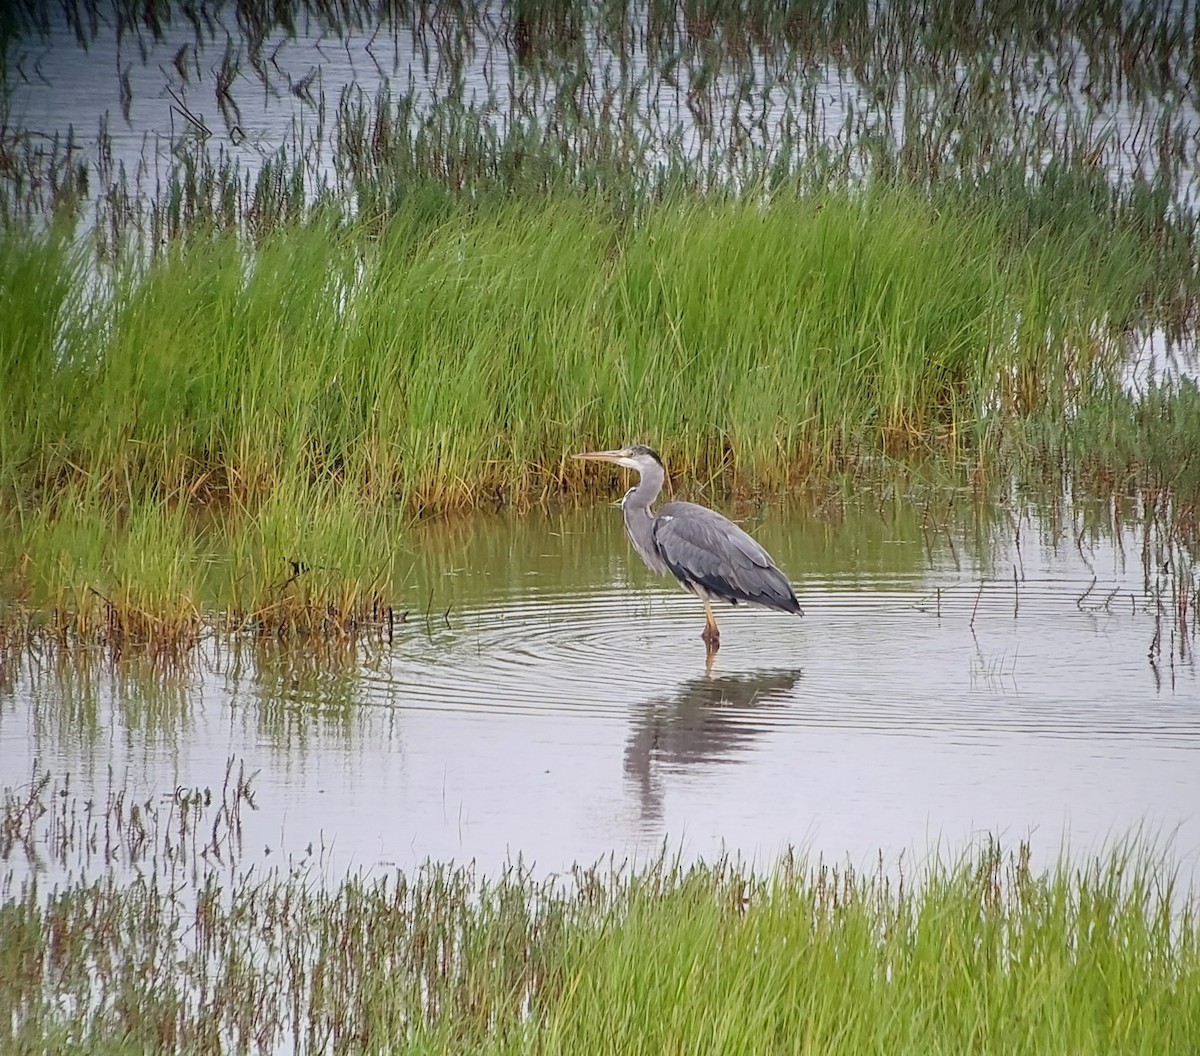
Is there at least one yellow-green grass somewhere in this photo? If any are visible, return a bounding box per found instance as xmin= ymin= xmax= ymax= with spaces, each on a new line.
xmin=1 ymin=833 xmax=1197 ymax=1054
xmin=1 ymin=186 xmax=1189 ymax=642
xmin=0 ymin=480 xmax=410 ymax=648
xmin=1 ymin=189 xmax=1156 ymax=510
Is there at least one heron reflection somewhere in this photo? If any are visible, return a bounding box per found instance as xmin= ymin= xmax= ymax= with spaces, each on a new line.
xmin=624 ymin=667 xmax=803 ymax=822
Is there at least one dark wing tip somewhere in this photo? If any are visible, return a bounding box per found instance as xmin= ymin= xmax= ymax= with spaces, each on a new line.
xmin=652 ymin=504 xmax=803 ymax=614
xmin=674 ymin=558 xmax=803 ymax=615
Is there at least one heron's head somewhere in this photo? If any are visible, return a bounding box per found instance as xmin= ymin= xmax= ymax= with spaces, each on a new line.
xmin=572 ymin=444 xmax=664 ymax=476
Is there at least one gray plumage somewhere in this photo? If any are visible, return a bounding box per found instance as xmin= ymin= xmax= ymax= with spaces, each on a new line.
xmin=653 ymin=501 xmax=801 ymax=612
xmin=578 ymin=444 xmax=803 ymax=646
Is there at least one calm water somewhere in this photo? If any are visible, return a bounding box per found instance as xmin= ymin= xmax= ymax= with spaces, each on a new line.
xmin=3 ymin=497 xmax=1198 ymax=884
xmin=6 ymin=3 xmax=1199 ymax=221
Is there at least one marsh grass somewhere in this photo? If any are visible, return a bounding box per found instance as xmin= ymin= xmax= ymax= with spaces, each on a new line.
xmin=0 ymin=484 xmax=410 ymax=649
xmin=542 ymin=844 xmax=1200 ymax=1055
xmin=0 ymin=190 xmax=1163 ymax=509
xmin=5 ymin=1 xmax=1200 ymax=643
xmin=3 ymin=185 xmax=1195 ymax=643
xmin=2 ymin=769 xmax=1197 ymax=1056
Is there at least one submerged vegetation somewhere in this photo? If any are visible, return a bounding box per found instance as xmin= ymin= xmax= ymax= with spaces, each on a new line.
xmin=5 ymin=0 xmax=1200 ymax=248
xmin=2 ymin=762 xmax=1199 ymax=1054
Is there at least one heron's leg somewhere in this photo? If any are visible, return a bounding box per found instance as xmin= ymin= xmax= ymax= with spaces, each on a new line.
xmin=700 ymin=599 xmax=721 ymax=647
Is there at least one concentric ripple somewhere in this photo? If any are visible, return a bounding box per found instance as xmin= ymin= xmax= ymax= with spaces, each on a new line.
xmin=7 ymin=506 xmax=1200 ymax=885
xmin=361 ymin=566 xmax=1199 ymax=744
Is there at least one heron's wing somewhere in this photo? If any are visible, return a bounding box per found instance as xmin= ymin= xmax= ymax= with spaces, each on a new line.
xmin=653 ymin=502 xmax=802 ymax=613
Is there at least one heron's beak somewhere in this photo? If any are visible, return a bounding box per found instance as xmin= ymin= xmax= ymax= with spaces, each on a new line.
xmin=572 ymin=449 xmax=629 ymax=464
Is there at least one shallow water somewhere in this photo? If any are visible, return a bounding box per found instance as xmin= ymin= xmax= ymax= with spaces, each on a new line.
xmin=7 ymin=3 xmax=1200 ymax=223
xmin=3 ymin=496 xmax=1198 ymax=884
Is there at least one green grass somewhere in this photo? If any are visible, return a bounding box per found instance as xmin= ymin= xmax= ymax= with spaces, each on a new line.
xmin=0 ymin=188 xmax=1161 ymax=512
xmin=0 ymin=478 xmax=411 ymax=646
xmin=2 ymin=185 xmax=1191 ymax=641
xmin=543 ymin=845 xmax=1200 ymax=1055
xmin=1 ymin=835 xmax=1197 ymax=1054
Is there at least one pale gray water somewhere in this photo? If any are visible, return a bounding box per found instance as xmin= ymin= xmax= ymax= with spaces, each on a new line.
xmin=6 ymin=2 xmax=1199 ymax=223
xmin=3 ymin=501 xmax=1198 ymax=884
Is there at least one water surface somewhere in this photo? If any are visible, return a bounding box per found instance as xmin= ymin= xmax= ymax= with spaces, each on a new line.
xmin=3 ymin=496 xmax=1197 ymax=884
xmin=7 ymin=3 xmax=1199 ymax=222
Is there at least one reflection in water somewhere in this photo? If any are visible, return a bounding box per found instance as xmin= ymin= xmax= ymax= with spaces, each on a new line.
xmin=624 ymin=668 xmax=803 ymax=823
xmin=2 ymin=500 xmax=1198 ymax=882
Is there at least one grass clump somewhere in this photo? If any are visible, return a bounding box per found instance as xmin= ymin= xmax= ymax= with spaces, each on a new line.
xmin=0 ymin=189 xmax=1161 ymax=509
xmin=1 ymin=821 xmax=1197 ymax=1054
xmin=0 ymin=186 xmax=1191 ymax=641
xmin=219 ymin=476 xmax=406 ymax=637
xmin=0 ymin=483 xmax=410 ymax=649
xmin=2 ymin=182 xmax=1190 ymax=643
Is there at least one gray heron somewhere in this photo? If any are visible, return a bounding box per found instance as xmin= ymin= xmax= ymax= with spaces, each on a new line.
xmin=574 ymin=444 xmax=803 ymax=649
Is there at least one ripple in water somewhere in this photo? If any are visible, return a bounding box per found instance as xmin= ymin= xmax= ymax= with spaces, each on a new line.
xmin=357 ymin=559 xmax=1199 ymax=754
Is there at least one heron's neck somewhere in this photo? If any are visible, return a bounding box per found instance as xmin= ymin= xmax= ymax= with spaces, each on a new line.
xmin=621 ymin=460 xmax=668 ymax=575
xmin=626 ymin=459 xmax=665 ymax=512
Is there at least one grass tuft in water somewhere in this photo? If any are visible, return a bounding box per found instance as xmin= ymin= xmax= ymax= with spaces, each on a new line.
xmin=2 ymin=185 xmax=1192 ymax=642
xmin=1 ymin=793 xmax=1197 ymax=1056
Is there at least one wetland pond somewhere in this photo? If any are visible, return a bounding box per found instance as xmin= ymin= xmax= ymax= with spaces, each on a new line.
xmin=4 ymin=495 xmax=1198 ymax=885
